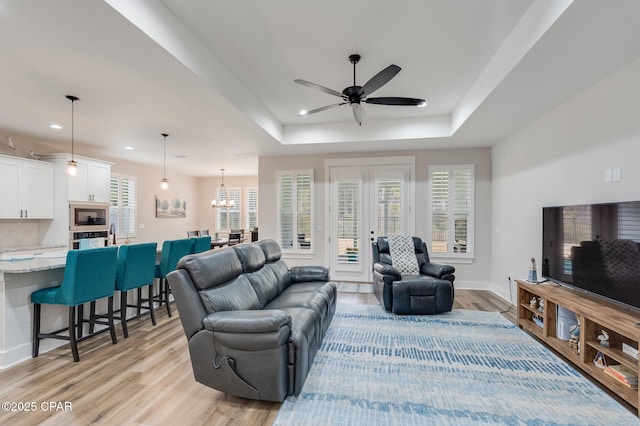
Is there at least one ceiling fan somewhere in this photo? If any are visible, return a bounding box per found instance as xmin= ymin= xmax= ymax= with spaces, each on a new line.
xmin=295 ymin=54 xmax=426 ymax=126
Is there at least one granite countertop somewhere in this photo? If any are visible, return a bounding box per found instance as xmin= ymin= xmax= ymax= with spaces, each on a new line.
xmin=0 ymin=244 xmax=67 ymax=254
xmin=0 ymin=250 xmax=68 ymax=273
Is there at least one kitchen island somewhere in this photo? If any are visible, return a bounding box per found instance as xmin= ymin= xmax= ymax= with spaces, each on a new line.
xmin=0 ymin=249 xmax=67 ymax=369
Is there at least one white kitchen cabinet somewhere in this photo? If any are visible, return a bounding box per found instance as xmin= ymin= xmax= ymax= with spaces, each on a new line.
xmin=67 ymin=159 xmax=110 ymax=202
xmin=42 ymin=154 xmax=112 ymax=203
xmin=0 ymin=155 xmax=54 ymax=219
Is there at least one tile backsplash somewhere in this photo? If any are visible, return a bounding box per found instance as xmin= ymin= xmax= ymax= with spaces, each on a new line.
xmin=0 ymin=221 xmax=40 ymax=250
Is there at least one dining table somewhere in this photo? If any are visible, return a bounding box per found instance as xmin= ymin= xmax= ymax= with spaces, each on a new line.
xmin=210 ymin=238 xmax=229 ymax=249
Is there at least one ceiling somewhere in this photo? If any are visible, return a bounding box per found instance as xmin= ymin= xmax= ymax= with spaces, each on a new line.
xmin=0 ymin=0 xmax=639 ymax=176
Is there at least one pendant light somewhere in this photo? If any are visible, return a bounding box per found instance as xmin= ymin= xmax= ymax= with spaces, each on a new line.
xmin=211 ymin=168 xmax=234 ymax=208
xmin=66 ymin=95 xmax=79 ymax=176
xmin=160 ymin=133 xmax=169 ymax=190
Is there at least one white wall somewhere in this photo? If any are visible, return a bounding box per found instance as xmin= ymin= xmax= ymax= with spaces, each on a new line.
xmin=491 ymin=56 xmax=640 ymax=303
xmin=259 ymin=147 xmax=492 ymax=287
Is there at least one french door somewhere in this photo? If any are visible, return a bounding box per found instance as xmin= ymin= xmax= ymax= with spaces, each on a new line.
xmin=328 ymin=161 xmax=413 ymax=282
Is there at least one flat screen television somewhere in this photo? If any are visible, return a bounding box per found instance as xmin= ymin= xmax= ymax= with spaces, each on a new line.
xmin=542 ymin=201 xmax=640 ymax=312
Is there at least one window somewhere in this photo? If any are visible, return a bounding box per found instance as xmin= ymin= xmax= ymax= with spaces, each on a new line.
xmin=428 ymin=165 xmax=474 ymax=259
xmin=277 ymin=170 xmax=313 ymax=252
xmin=216 ymin=188 xmax=241 ymax=231
xmin=109 ymin=174 xmax=136 ymax=241
xmin=246 ymin=187 xmax=258 ymax=229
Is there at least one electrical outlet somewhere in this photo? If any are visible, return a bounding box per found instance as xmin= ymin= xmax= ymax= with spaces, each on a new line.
xmin=613 ymin=168 xmax=621 ymax=182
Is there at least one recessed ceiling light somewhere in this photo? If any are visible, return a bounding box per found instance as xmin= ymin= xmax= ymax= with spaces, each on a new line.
xmin=50 ymin=124 xmax=62 ymax=129
xmin=124 ymin=146 xmax=135 ymax=150
xmin=299 ymin=110 xmax=308 ymax=116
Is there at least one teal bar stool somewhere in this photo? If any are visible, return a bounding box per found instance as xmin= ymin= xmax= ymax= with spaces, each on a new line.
xmin=190 ymin=236 xmax=212 ymax=254
xmin=31 ymin=246 xmax=118 ymax=362
xmin=114 ymin=242 xmax=158 ymax=338
xmin=154 ymin=238 xmax=192 ymax=317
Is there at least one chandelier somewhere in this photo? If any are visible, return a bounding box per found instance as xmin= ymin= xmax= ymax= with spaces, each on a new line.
xmin=211 ymin=168 xmax=234 ymax=208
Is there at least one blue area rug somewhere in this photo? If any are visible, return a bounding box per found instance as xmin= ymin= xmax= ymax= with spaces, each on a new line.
xmin=274 ymin=304 xmax=639 ymax=425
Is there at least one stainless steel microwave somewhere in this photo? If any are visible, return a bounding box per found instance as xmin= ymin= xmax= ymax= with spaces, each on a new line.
xmin=69 ymin=203 xmax=109 ymax=231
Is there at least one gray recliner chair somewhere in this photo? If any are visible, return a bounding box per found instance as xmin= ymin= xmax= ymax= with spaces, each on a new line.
xmin=372 ymin=236 xmax=455 ymax=315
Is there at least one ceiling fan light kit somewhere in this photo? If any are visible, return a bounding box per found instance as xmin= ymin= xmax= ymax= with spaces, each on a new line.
xmin=295 ymin=54 xmax=426 ymax=126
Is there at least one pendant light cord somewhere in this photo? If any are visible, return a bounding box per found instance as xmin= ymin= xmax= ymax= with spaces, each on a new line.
xmin=66 ymin=95 xmax=79 ymax=161
xmin=71 ymin=99 xmax=74 ymax=161
xmin=162 ymin=133 xmax=168 ymax=179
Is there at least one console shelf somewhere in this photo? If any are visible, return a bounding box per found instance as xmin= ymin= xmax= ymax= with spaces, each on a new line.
xmin=517 ymin=279 xmax=640 ymax=414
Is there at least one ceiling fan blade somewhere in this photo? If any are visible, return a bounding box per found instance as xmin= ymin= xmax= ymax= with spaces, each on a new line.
xmin=352 ymin=103 xmax=366 ymax=126
xmin=362 ymin=64 xmax=401 ymax=96
xmin=300 ymin=102 xmax=347 ymax=116
xmin=365 ymin=96 xmax=426 ymax=106
xmin=294 ymin=79 xmax=344 ymax=98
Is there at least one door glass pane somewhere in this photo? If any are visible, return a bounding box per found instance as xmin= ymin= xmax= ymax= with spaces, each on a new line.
xmin=377 ymin=179 xmax=402 ymax=235
xmin=337 ymin=181 xmax=360 ymax=263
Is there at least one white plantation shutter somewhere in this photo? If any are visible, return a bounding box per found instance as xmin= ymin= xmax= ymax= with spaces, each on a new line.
xmin=109 ymin=174 xmax=136 ymax=239
xmin=229 ymin=188 xmax=241 ymax=229
xmin=216 ymin=188 xmax=241 ymax=231
xmin=278 ymin=170 xmax=314 ymax=252
xmin=246 ymin=188 xmax=258 ymax=229
xmin=337 ymin=181 xmax=360 ymax=263
xmin=618 ymin=202 xmax=640 ymax=241
xmin=453 ymin=169 xmax=472 ymax=254
xmin=279 ymin=174 xmax=294 ymax=249
xmin=428 ymin=165 xmax=474 ymax=258
xmin=431 ymin=170 xmax=449 ymax=253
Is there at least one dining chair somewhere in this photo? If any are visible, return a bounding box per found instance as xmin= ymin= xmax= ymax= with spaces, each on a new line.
xmin=190 ymin=236 xmax=212 ymax=254
xmin=31 ymin=246 xmax=119 ymax=362
xmin=228 ymin=232 xmax=242 ymax=246
xmin=113 ymin=242 xmax=158 ymax=338
xmin=154 ymin=238 xmax=192 ymax=317
xmin=187 ymin=230 xmax=199 ymax=237
xmin=199 ymin=229 xmax=210 ymax=237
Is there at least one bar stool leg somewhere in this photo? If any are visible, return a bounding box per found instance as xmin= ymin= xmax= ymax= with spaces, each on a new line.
xmin=156 ymin=277 xmax=164 ymax=307
xmin=120 ymin=291 xmax=129 ymax=338
xmin=107 ymin=296 xmax=117 ymax=344
xmin=88 ymin=301 xmax=96 ymax=334
xmin=78 ymin=303 xmax=85 ymax=338
xmin=147 ymin=284 xmax=157 ymax=326
xmin=32 ymin=304 xmax=41 ymax=358
xmin=164 ymin=278 xmax=172 ymax=317
xmin=136 ymin=287 xmax=142 ymax=316
xmin=69 ymin=306 xmax=80 ymax=362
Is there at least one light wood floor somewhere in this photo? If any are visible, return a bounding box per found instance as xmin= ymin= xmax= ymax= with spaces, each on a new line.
xmin=0 ymin=289 xmax=513 ymax=426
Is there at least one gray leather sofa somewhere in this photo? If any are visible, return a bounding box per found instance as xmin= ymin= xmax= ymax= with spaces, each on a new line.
xmin=166 ymin=239 xmax=336 ymax=402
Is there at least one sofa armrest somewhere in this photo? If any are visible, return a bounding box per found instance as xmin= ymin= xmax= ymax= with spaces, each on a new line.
xmin=373 ymin=262 xmax=402 ymax=280
xmin=290 ymin=265 xmax=329 ymax=283
xmin=202 ymin=310 xmax=292 ymax=353
xmin=203 ymin=310 xmax=291 ymax=334
xmin=421 ymin=262 xmax=455 ymax=279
